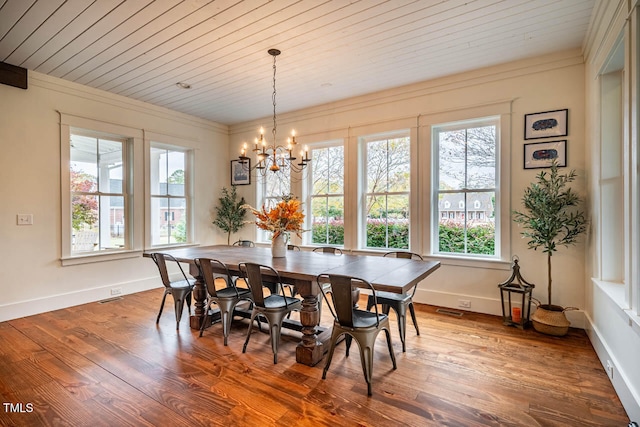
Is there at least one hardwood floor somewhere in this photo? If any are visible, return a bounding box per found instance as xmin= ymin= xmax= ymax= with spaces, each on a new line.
xmin=0 ymin=288 xmax=629 ymax=426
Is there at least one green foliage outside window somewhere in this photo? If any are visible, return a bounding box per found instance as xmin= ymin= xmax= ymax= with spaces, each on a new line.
xmin=311 ymin=219 xmax=494 ymax=253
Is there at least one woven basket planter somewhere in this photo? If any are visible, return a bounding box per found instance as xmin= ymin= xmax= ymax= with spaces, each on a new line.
xmin=531 ymin=304 xmax=571 ymax=336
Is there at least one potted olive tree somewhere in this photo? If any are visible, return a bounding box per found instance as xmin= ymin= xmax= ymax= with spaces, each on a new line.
xmin=513 ymin=161 xmax=587 ymax=336
xmin=213 ymin=186 xmax=247 ymax=245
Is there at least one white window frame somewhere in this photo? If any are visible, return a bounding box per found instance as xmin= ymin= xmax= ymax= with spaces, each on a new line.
xmin=304 ymin=139 xmax=345 ymax=246
xmin=358 ymin=129 xmax=412 ymax=251
xmin=147 ymin=138 xmax=194 ymax=248
xmin=420 ymin=103 xmax=511 ymax=267
xmin=60 ymin=114 xmax=143 ymax=266
xmin=432 ymin=116 xmax=500 ymax=260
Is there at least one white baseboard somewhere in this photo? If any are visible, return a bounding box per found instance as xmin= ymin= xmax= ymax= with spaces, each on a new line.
xmin=585 ymin=312 xmax=640 ymax=422
xmin=415 ymin=288 xmax=587 ymax=328
xmin=0 ymin=277 xmax=161 ymax=323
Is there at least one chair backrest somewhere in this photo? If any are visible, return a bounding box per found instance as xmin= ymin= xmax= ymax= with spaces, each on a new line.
xmin=383 ymin=251 xmax=423 ymax=260
xmin=150 ymin=252 xmax=190 ymax=288
xmin=317 ymin=274 xmax=380 ymax=328
xmin=287 ymin=244 xmax=301 ymax=251
xmin=313 ymin=246 xmax=343 ymax=255
xmin=194 ymin=257 xmax=236 ymax=298
xmin=240 ymin=263 xmax=288 ymax=307
xmin=233 ymin=240 xmax=255 ymax=247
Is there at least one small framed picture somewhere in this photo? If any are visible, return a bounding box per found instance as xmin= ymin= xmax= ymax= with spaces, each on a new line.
xmin=524 ymin=109 xmax=568 ymax=140
xmin=524 ymin=140 xmax=567 ymax=169
xmin=231 ymin=159 xmax=251 ymax=185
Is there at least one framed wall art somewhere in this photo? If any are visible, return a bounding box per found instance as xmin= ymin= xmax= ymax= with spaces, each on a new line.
xmin=524 ymin=109 xmax=568 ymax=140
xmin=524 ymin=140 xmax=566 ymax=169
xmin=230 ymin=159 xmax=251 ymax=185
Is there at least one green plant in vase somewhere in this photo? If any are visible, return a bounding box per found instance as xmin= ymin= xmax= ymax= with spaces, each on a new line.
xmin=213 ymin=186 xmax=247 ymax=245
xmin=513 ymin=160 xmax=587 ymax=335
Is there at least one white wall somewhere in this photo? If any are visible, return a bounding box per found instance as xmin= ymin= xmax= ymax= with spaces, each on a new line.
xmin=230 ymin=48 xmax=587 ymax=326
xmin=583 ymin=0 xmax=640 ymax=421
xmin=0 ymin=71 xmax=229 ymax=321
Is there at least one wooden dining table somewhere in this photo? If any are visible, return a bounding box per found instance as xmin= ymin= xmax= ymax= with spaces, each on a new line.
xmin=147 ymin=245 xmax=440 ymax=366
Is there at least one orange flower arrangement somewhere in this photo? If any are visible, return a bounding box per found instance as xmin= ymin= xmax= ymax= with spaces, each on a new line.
xmin=245 ymin=195 xmax=305 ymax=239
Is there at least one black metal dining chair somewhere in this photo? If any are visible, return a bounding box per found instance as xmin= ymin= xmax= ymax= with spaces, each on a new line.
xmin=232 ymin=240 xmax=255 ymax=247
xmin=366 ymin=251 xmax=424 ymax=352
xmin=150 ymin=252 xmax=195 ymax=330
xmin=312 ymin=246 xmax=343 ymax=255
xmin=194 ymin=257 xmax=253 ymax=345
xmin=239 ymin=263 xmax=303 ymax=364
xmin=317 ymin=273 xmax=396 ymax=396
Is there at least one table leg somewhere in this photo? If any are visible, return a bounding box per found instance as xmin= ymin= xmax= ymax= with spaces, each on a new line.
xmin=188 ymin=265 xmax=207 ymax=330
xmin=295 ymin=293 xmax=325 ymax=366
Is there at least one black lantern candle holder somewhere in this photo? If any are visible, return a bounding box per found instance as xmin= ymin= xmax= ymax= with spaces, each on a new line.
xmin=498 ymin=256 xmax=535 ymax=329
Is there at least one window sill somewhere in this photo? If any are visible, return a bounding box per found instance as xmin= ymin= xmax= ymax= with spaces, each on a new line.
xmin=593 ymin=279 xmax=627 ymax=310
xmin=61 ymin=249 xmax=143 ymax=266
xmin=424 ymin=254 xmax=512 ymax=270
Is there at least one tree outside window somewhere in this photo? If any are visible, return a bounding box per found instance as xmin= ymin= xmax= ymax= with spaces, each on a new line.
xmin=310 ymin=144 xmax=344 ymax=245
xmin=362 ymin=133 xmax=410 ymax=249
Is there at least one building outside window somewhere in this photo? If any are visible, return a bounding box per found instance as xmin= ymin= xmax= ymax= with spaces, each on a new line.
xmin=149 ymin=145 xmax=190 ymax=245
xmin=433 ymin=117 xmax=498 ymax=257
xmin=70 ymin=132 xmax=127 ymax=253
xmin=308 ymin=142 xmax=345 ymax=245
xmin=361 ymin=131 xmax=411 ymax=250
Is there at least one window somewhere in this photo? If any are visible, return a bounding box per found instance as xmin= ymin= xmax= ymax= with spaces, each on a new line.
xmin=308 ymin=142 xmax=345 ymax=245
xmin=256 ymin=167 xmax=290 ymax=242
xmin=69 ymin=132 xmax=128 ymax=254
xmin=433 ymin=117 xmax=498 ymax=257
xmin=149 ymin=145 xmax=191 ymax=246
xmin=361 ymin=131 xmax=410 ymax=250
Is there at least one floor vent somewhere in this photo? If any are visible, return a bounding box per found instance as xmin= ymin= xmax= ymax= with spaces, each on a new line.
xmin=98 ymin=297 xmax=123 ymax=304
xmin=436 ymin=308 xmax=463 ymax=317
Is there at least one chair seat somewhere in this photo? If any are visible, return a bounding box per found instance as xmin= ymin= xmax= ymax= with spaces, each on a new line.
xmin=170 ymin=278 xmax=196 ymax=290
xmin=351 ymin=309 xmax=388 ymax=328
xmin=263 ymin=294 xmax=302 ymax=309
xmin=371 ymin=291 xmax=411 ymax=304
xmin=216 ymin=286 xmax=251 ymax=299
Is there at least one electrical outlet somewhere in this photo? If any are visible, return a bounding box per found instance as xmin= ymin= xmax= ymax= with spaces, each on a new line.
xmin=458 ymin=299 xmax=471 ymax=309
xmin=17 ymin=214 xmax=33 ymax=225
xmin=606 ymin=360 xmax=614 ymax=379
xmin=110 ymin=287 xmax=122 ymax=296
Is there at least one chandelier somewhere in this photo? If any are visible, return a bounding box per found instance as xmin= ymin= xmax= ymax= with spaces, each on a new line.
xmin=239 ymin=49 xmax=310 ymax=176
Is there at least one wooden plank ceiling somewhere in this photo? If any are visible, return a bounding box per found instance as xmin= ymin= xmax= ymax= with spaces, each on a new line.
xmin=0 ymin=0 xmax=596 ymax=125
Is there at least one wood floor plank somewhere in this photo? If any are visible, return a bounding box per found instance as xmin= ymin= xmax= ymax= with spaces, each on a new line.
xmin=0 ymin=289 xmax=630 ymax=426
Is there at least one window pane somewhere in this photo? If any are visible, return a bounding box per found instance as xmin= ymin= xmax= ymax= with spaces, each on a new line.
xmin=387 ymin=194 xmax=409 ymax=249
xmin=70 ymin=135 xmax=97 ymax=192
xmin=365 ymin=194 xmax=408 ymax=249
xmin=312 ymin=147 xmax=330 ymax=194
xmin=99 ymin=195 xmax=125 ymax=250
xmin=265 ymin=167 xmax=290 ymax=197
xmin=311 ymin=196 xmax=344 ymax=245
xmin=99 ymin=139 xmax=123 ymax=194
xmin=467 ymin=126 xmax=496 ymax=189
xmin=438 ymin=129 xmax=466 ymax=190
xmin=437 ymin=191 xmax=495 ymax=255
xmin=167 ymin=151 xmax=185 ymax=196
xmin=367 ymin=140 xmax=388 ymax=192
xmin=387 ymin=138 xmax=410 ymax=192
xmin=72 ymin=194 xmax=98 ymax=252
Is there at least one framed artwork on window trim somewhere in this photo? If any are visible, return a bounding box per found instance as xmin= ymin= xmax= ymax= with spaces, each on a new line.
xmin=231 ymin=159 xmax=251 ymax=185
xmin=524 ymin=140 xmax=567 ymax=169
xmin=524 ymin=109 xmax=568 ymax=140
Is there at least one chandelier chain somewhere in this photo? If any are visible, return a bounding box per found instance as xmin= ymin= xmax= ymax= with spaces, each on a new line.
xmin=272 ymin=52 xmax=277 ymax=145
